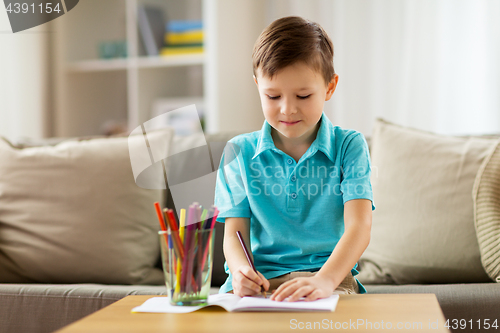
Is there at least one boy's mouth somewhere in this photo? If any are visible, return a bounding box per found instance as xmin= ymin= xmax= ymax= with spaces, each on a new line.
xmin=280 ymin=120 xmax=301 ymax=126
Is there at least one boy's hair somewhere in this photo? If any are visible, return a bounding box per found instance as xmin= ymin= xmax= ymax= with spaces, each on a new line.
xmin=252 ymin=16 xmax=335 ymax=85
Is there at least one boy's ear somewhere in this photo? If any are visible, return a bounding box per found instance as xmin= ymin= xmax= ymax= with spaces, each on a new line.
xmin=325 ymin=74 xmax=339 ymax=101
xmin=253 ymin=75 xmax=258 ymax=86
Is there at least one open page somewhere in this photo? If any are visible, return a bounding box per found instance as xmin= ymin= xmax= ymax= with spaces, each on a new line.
xmin=231 ymin=294 xmax=339 ymax=312
xmin=132 ymin=294 xmax=339 ymax=313
xmin=132 ymin=297 xmax=206 ymax=314
xmin=131 ymin=294 xmax=243 ymax=313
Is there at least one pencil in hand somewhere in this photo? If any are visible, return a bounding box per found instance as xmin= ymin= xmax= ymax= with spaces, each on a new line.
xmin=235 ymin=231 xmax=267 ymax=298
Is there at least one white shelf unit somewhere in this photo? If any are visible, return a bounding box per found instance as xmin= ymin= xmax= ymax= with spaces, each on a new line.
xmin=53 ymin=0 xmax=266 ymax=137
xmin=65 ymin=54 xmax=205 ymax=72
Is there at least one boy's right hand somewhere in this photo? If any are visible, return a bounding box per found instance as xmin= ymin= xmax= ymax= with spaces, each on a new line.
xmin=232 ymin=265 xmax=270 ymax=297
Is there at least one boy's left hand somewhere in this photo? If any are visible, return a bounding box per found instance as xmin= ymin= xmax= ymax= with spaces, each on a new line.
xmin=270 ymin=275 xmax=335 ymax=302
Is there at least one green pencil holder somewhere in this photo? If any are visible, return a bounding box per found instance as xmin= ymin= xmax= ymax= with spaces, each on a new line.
xmin=159 ymin=228 xmax=215 ymax=306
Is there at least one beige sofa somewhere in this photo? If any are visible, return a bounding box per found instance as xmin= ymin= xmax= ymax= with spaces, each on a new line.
xmin=0 ymin=120 xmax=499 ymax=333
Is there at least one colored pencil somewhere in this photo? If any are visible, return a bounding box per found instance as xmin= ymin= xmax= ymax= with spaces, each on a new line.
xmin=236 ymin=231 xmax=266 ymax=298
xmin=154 ymin=203 xmax=177 ymax=297
xmin=154 ymin=202 xmax=168 ymax=232
xmin=194 ymin=209 xmax=208 ymax=289
xmin=163 ymin=209 xmax=184 ymax=260
xmin=174 ymin=208 xmax=186 ymax=295
xmin=180 ymin=205 xmax=195 ymax=292
xmin=154 ymin=202 xmax=171 ymax=259
xmin=200 ymin=207 xmax=217 ymax=271
xmin=202 ymin=207 xmax=214 ymax=230
xmin=210 ymin=207 xmax=219 ymax=229
xmin=167 ymin=227 xmax=175 ymax=298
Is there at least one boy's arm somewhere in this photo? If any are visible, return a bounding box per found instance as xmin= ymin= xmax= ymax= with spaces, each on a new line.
xmin=316 ymin=198 xmax=372 ymax=286
xmin=271 ymin=199 xmax=372 ymax=301
xmin=224 ymin=217 xmax=270 ymax=296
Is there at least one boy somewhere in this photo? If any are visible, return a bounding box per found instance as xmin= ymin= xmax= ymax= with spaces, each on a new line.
xmin=215 ymin=16 xmax=374 ymax=302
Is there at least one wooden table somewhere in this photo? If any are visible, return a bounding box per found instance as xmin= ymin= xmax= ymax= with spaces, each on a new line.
xmin=55 ymin=294 xmax=450 ymax=332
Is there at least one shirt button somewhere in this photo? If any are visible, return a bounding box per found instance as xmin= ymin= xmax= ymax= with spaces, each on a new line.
xmin=291 ymin=192 xmax=297 ymax=199
xmin=291 ymin=175 xmax=296 ymax=182
xmin=287 ymin=159 xmax=293 ymax=165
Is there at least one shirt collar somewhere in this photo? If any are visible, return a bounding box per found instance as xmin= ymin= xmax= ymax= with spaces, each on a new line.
xmin=252 ymin=113 xmax=336 ymax=163
xmin=252 ymin=120 xmax=276 ymax=159
xmin=312 ymin=113 xmax=336 ymax=163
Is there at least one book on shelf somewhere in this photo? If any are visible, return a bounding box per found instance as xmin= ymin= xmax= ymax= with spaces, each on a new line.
xmin=162 ymin=20 xmax=203 ymax=57
xmin=160 ymin=46 xmax=203 ymax=56
xmin=167 ymin=20 xmax=203 ymax=33
xmin=138 ymin=5 xmax=166 ymax=56
xmin=165 ymin=30 xmax=204 ymax=45
xmin=132 ymin=294 xmax=340 ymax=313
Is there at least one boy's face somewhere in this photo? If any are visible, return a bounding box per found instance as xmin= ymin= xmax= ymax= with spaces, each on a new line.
xmin=254 ymin=62 xmax=338 ymax=146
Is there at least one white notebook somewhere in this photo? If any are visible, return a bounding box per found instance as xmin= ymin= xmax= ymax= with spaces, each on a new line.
xmin=132 ymin=294 xmax=339 ymax=313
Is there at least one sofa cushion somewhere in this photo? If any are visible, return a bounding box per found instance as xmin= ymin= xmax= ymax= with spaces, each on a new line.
xmin=358 ymin=119 xmax=498 ymax=284
xmin=0 ymin=129 xmax=173 ymax=285
xmin=473 ymin=143 xmax=500 ymax=282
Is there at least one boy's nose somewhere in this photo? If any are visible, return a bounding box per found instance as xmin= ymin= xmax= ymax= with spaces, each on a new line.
xmin=280 ymin=101 xmax=297 ymax=115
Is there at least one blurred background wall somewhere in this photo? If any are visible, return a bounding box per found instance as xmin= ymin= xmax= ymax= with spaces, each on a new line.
xmin=268 ymin=0 xmax=500 ymax=136
xmin=0 ymin=0 xmax=499 ymax=142
xmin=0 ymin=6 xmax=52 ymax=140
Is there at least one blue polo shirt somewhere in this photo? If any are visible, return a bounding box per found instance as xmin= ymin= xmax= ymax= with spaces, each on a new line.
xmin=215 ymin=113 xmax=374 ymax=294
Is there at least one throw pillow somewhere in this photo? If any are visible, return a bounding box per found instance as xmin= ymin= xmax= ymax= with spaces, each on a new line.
xmin=473 ymin=142 xmax=500 ymax=282
xmin=357 ymin=119 xmax=498 ymax=284
xmin=0 ymin=128 xmax=173 ymax=284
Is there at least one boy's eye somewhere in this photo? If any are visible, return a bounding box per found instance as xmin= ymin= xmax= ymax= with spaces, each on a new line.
xmin=298 ymin=95 xmax=311 ymax=99
xmin=267 ymin=95 xmax=280 ymax=100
